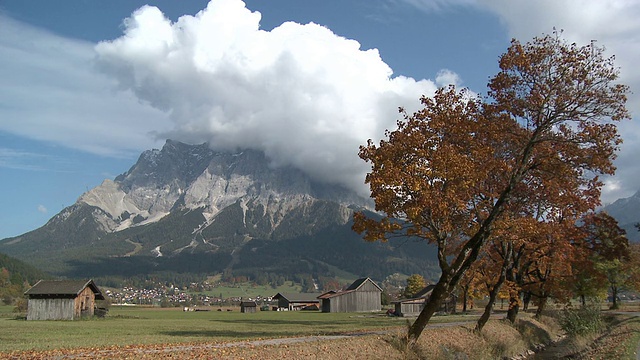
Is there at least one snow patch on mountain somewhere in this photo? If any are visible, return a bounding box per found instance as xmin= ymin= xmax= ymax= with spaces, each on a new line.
xmin=152 ymin=245 xmax=163 ymax=257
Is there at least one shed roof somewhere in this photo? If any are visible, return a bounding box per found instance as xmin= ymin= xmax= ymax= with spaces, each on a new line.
xmin=272 ymin=292 xmax=321 ymax=302
xmin=24 ymin=279 xmax=105 ymax=300
xmin=394 ymin=285 xmax=455 ymax=304
xmin=345 ymin=277 xmax=383 ymax=292
xmin=413 ymin=284 xmax=436 ymax=298
xmin=319 ymin=289 xmax=355 ymax=299
xmin=317 ymin=290 xmax=337 ymax=299
xmin=319 ymin=278 xmax=382 ymax=299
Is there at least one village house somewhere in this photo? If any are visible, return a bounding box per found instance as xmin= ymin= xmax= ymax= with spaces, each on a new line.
xmin=318 ymin=277 xmax=382 ymax=313
xmin=393 ymin=284 xmax=457 ymax=317
xmin=24 ymin=279 xmax=105 ymax=320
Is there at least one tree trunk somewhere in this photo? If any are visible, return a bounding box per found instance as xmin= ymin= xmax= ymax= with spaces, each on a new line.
xmin=407 ymin=276 xmax=450 ymax=343
xmin=407 ymin=207 xmax=501 ymax=342
xmin=610 ymin=285 xmax=619 ymax=309
xmin=476 ymin=281 xmax=503 ymax=333
xmin=580 ymin=294 xmax=586 ymax=307
xmin=535 ymin=296 xmax=547 ymax=319
xmin=477 ymin=242 xmax=511 ymax=332
xmin=462 ymin=286 xmax=468 ymax=313
xmin=505 ymin=249 xmax=520 ymax=323
xmin=506 ymin=291 xmax=520 ymax=323
xmin=523 ymin=291 xmax=531 ymax=311
xmin=451 ymin=295 xmax=456 ymax=314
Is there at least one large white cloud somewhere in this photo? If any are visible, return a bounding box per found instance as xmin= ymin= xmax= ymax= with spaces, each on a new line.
xmin=94 ymin=0 xmax=440 ymax=196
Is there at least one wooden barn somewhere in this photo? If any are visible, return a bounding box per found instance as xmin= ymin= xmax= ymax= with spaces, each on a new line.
xmin=240 ymin=301 xmax=257 ymax=313
xmin=319 ymin=277 xmax=382 ymax=313
xmin=272 ymin=293 xmax=321 ymax=311
xmin=24 ymin=279 xmax=105 ymax=321
xmin=393 ymin=284 xmax=457 ymax=317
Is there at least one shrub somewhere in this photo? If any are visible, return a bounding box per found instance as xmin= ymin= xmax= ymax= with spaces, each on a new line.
xmin=13 ymin=297 xmax=27 ymax=313
xmin=559 ymin=303 xmax=603 ymax=336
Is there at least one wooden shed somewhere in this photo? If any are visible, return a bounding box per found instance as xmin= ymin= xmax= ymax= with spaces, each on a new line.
xmin=24 ymin=279 xmax=105 ymax=320
xmin=240 ymin=301 xmax=257 ymax=313
xmin=319 ymin=277 xmax=382 ymax=313
xmin=393 ymin=285 xmax=457 ymax=317
xmin=272 ymin=293 xmax=321 ymax=311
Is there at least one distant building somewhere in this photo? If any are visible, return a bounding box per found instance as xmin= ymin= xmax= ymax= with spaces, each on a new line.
xmin=393 ymin=284 xmax=457 ymax=317
xmin=240 ymin=301 xmax=257 ymax=313
xmin=272 ymin=293 xmax=321 ymax=311
xmin=24 ymin=279 xmax=105 ymax=320
xmin=319 ymin=277 xmax=382 ymax=313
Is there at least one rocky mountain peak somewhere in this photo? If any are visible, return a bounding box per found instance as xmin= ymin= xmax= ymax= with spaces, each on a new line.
xmin=77 ymin=140 xmax=369 ymax=234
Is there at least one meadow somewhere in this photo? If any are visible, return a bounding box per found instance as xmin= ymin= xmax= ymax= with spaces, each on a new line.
xmin=4 ymin=304 xmax=639 ymax=359
xmin=0 ymin=305 xmax=411 ymax=352
xmin=190 ymin=280 xmax=303 ymax=299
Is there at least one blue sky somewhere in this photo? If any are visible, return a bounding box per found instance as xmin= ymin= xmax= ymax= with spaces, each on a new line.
xmin=1 ymin=0 xmax=639 ymax=240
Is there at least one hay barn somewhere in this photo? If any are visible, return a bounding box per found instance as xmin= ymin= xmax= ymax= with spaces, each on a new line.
xmin=319 ymin=277 xmax=382 ymax=313
xmin=24 ymin=279 xmax=105 ymax=320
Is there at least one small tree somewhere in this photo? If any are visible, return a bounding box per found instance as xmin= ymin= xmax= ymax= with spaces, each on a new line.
xmin=597 ymin=259 xmax=626 ymax=309
xmin=403 ymin=274 xmax=427 ymax=298
xmin=577 ymin=212 xmax=630 ymax=309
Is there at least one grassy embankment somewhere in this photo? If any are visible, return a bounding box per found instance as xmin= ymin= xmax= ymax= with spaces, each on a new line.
xmin=558 ymin=303 xmax=640 ymax=359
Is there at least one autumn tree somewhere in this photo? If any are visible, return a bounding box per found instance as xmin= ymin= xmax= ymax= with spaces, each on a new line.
xmin=474 ymin=240 xmax=512 ymax=332
xmin=354 ymin=32 xmax=628 ymax=342
xmin=576 ymin=212 xmax=630 ymax=309
xmin=522 ymin=222 xmax=578 ymax=318
xmin=626 ymin=243 xmax=640 ymax=292
xmin=457 ymin=264 xmax=484 ymax=313
xmin=582 ymin=212 xmax=629 ymax=261
xmin=403 ymin=274 xmax=427 ymax=298
xmin=469 ymin=215 xmax=531 ymax=332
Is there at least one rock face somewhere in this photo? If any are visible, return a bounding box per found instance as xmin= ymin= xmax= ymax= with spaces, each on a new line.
xmin=0 ymin=140 xmax=440 ymax=281
xmin=77 ymin=140 xmax=364 ymax=235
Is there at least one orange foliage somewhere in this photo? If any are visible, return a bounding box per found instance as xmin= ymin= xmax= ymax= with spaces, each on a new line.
xmin=353 ymin=31 xmax=629 ymax=340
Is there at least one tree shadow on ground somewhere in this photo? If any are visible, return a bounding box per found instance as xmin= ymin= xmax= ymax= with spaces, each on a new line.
xmin=211 ymin=318 xmax=360 ymax=326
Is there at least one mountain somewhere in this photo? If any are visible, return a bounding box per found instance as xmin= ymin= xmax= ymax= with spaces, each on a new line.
xmin=602 ymin=190 xmax=640 ymax=242
xmin=0 ymin=140 xmax=440 ymax=284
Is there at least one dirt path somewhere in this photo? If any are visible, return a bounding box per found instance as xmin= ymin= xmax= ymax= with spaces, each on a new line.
xmin=123 ymin=239 xmax=143 ymax=256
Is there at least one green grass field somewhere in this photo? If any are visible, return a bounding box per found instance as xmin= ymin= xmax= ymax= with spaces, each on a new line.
xmin=0 ymin=305 xmax=413 ymax=352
